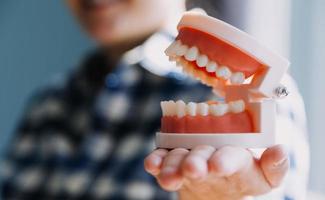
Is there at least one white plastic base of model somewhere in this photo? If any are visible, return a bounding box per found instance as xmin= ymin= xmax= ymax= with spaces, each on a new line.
xmin=156 ymin=100 xmax=275 ymax=149
xmin=156 ymin=132 xmax=274 ymax=149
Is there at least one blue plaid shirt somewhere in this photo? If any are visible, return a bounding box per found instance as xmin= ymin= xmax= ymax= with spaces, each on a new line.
xmin=0 ymin=32 xmax=309 ymax=200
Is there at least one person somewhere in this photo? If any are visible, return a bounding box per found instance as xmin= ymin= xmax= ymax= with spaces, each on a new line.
xmin=0 ymin=0 xmax=309 ymax=199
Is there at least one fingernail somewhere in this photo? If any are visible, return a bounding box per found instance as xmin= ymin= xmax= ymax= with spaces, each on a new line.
xmin=172 ymin=181 xmax=183 ymax=190
xmin=161 ymin=167 xmax=177 ymax=175
xmin=272 ymin=145 xmax=289 ymax=168
xmin=273 ymin=157 xmax=288 ymax=168
xmin=151 ymin=155 xmax=162 ymax=167
xmin=184 ymin=158 xmax=206 ymax=179
xmin=158 ymin=178 xmax=183 ymax=191
xmin=185 ymin=169 xmax=200 ymax=179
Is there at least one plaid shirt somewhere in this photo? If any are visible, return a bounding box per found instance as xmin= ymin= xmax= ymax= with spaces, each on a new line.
xmin=0 ymin=32 xmax=309 ymax=200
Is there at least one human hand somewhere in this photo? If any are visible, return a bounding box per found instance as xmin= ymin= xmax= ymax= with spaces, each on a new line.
xmin=144 ymin=145 xmax=289 ymax=200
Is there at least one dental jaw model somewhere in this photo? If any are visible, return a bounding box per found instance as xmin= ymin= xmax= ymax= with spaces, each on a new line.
xmin=156 ymin=12 xmax=289 ymax=149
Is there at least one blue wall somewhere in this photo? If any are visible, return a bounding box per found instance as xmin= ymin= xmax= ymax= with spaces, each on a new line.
xmin=0 ymin=1 xmax=93 ymax=153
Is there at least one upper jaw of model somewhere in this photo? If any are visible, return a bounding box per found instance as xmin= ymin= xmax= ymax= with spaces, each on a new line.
xmin=165 ymin=11 xmax=289 ymax=98
xmin=160 ymin=11 xmax=290 ymax=122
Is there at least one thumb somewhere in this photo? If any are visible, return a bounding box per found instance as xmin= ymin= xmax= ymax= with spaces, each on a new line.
xmin=260 ymin=145 xmax=290 ymax=188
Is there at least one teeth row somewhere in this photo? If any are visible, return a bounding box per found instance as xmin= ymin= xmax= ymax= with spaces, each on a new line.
xmin=161 ymin=100 xmax=245 ymax=118
xmin=165 ymin=40 xmax=245 ymax=85
xmin=177 ymin=58 xmax=220 ymax=87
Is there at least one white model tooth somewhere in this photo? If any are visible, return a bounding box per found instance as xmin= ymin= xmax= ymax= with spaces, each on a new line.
xmin=173 ymin=40 xmax=182 ymax=51
xmin=165 ymin=40 xmax=179 ymax=56
xmin=186 ymin=102 xmax=197 ymax=116
xmin=206 ymin=61 xmax=218 ymax=72
xmin=184 ymin=46 xmax=199 ymax=61
xmin=229 ymin=100 xmax=245 ymax=113
xmin=176 ymin=44 xmax=189 ymax=57
xmin=230 ymin=72 xmax=245 ymax=84
xmin=165 ymin=42 xmax=176 ymax=56
xmin=175 ymin=60 xmax=182 ymax=67
xmin=196 ymin=54 xmax=208 ymax=67
xmin=167 ymin=100 xmax=176 ymax=116
xmin=182 ymin=64 xmax=191 ymax=74
xmin=210 ymin=103 xmax=228 ymax=116
xmin=160 ymin=101 xmax=168 ymax=116
xmin=169 ymin=56 xmax=179 ymax=62
xmin=174 ymin=40 xmax=182 ymax=47
xmin=164 ymin=101 xmax=170 ymax=116
xmin=198 ymin=103 xmax=209 ymax=116
xmin=176 ymin=100 xmax=186 ymax=118
xmin=216 ymin=66 xmax=232 ymax=80
xmin=177 ymin=58 xmax=187 ymax=67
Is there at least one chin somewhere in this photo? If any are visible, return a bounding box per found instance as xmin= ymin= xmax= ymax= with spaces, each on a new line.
xmin=87 ymin=26 xmax=122 ymax=45
xmin=97 ymin=35 xmax=128 ymax=46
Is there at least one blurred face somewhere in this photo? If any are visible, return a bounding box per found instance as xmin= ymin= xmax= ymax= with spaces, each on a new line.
xmin=68 ymin=0 xmax=182 ymax=46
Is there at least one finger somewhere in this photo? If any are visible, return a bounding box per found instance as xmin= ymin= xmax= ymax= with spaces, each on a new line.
xmin=208 ymin=146 xmax=271 ymax=196
xmin=208 ymin=146 xmax=253 ymax=177
xmin=182 ymin=145 xmax=215 ymax=180
xmin=260 ymin=145 xmax=289 ymax=188
xmin=158 ymin=148 xmax=189 ymax=191
xmin=144 ymin=149 xmax=169 ymax=176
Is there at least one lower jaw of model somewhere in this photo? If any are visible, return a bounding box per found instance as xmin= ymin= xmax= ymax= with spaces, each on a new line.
xmin=161 ymin=100 xmax=253 ymax=133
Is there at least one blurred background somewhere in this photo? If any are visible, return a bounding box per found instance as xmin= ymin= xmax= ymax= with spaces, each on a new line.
xmin=0 ymin=0 xmax=324 ymax=198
